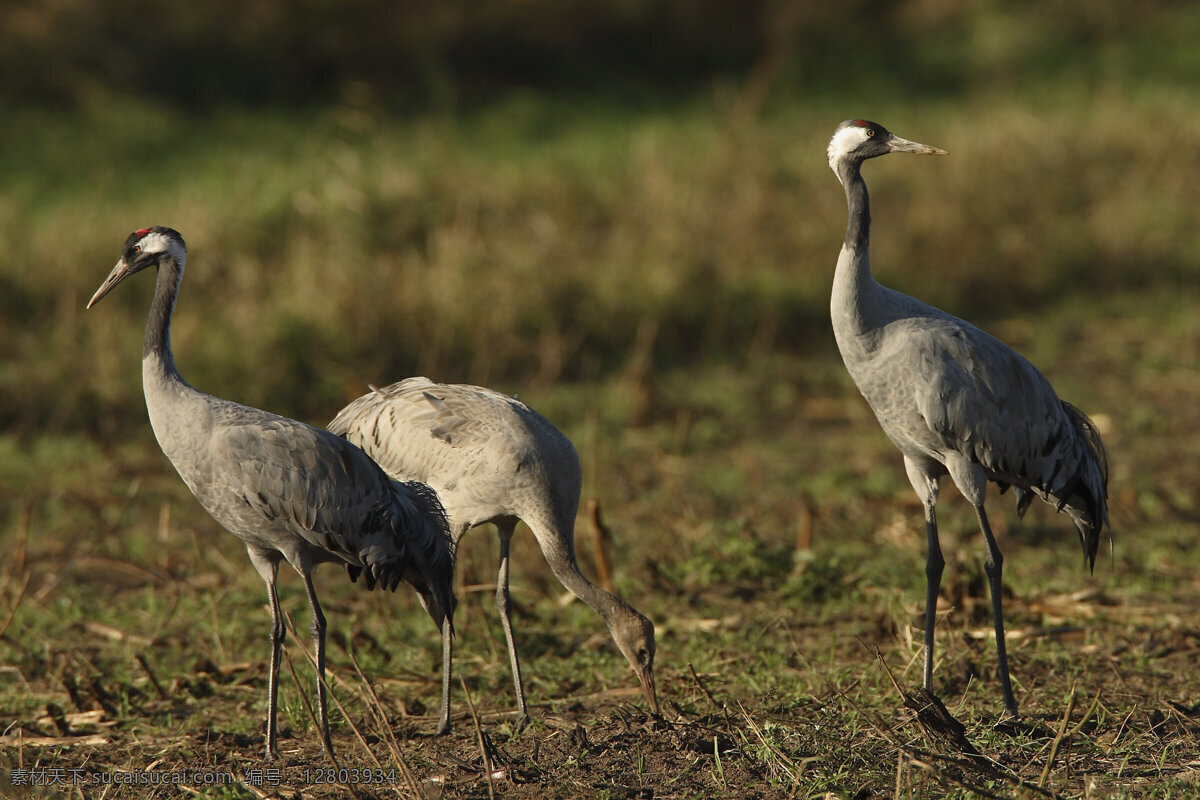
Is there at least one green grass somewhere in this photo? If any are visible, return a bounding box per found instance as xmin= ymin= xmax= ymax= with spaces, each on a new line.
xmin=2 ymin=65 xmax=1200 ymax=797
xmin=4 ymin=81 xmax=1200 ymax=437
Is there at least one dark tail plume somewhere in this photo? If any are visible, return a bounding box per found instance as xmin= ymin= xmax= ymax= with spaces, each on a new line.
xmin=1059 ymin=402 xmax=1110 ymax=572
xmin=399 ymin=480 xmax=457 ymax=632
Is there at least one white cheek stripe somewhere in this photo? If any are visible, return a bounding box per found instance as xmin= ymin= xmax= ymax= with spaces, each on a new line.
xmin=135 ymin=230 xmax=186 ymax=269
xmin=827 ymin=127 xmax=867 ymax=169
xmin=138 ymin=230 xmax=173 ymax=254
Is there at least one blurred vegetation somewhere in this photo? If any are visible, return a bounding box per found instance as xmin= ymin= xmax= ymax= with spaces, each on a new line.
xmin=0 ymin=0 xmax=1197 ymax=441
xmin=5 ymin=1 xmax=1200 ymax=110
xmin=2 ymin=4 xmax=1200 ymax=794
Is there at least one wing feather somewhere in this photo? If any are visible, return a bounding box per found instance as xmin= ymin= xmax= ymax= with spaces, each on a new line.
xmin=329 ymin=377 xmax=531 ymax=487
xmin=900 ymin=315 xmax=1108 ymax=564
xmin=198 ymin=406 xmax=453 ymax=607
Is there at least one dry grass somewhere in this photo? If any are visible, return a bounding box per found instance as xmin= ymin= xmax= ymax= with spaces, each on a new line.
xmin=4 ymin=85 xmax=1199 ymax=435
xmin=2 ymin=77 xmax=1200 ymax=798
xmin=2 ymin=295 xmax=1199 ymax=797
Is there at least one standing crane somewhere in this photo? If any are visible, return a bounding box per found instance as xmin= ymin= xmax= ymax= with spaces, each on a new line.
xmin=826 ymin=121 xmax=1109 ymax=716
xmin=87 ymin=227 xmax=456 ymax=760
xmin=328 ymin=378 xmax=659 ymax=729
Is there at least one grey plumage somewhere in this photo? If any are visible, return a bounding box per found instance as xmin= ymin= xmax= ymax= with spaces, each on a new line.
xmin=826 ymin=121 xmax=1110 ymax=716
xmin=329 ymin=377 xmax=659 ymax=729
xmin=87 ymin=227 xmax=455 ymax=759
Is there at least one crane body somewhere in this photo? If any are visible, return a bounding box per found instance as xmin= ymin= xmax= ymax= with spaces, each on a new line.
xmin=88 ymin=227 xmax=456 ymax=759
xmin=329 ymin=377 xmax=659 ymax=727
xmin=827 ymin=121 xmax=1109 ymax=716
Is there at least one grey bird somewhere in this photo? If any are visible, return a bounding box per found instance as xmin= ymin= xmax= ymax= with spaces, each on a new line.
xmin=87 ymin=227 xmax=456 ymax=759
xmin=826 ymin=121 xmax=1110 ymax=716
xmin=328 ymin=378 xmax=659 ymax=729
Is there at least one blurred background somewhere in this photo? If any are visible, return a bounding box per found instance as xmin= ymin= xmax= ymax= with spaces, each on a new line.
xmin=2 ymin=3 xmax=1200 ymax=781
xmin=3 ymin=0 xmax=1197 ymax=442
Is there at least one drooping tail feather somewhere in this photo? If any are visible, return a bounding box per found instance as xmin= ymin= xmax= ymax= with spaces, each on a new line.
xmin=344 ymin=479 xmax=457 ymax=631
xmin=1006 ymin=402 xmax=1110 ymax=572
xmin=1057 ymin=402 xmax=1110 ymax=572
xmin=395 ymin=479 xmax=457 ymax=632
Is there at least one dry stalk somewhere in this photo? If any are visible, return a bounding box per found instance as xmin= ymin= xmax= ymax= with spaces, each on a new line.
xmin=586 ymin=497 xmax=616 ymax=594
xmin=688 ymin=662 xmax=720 ymax=710
xmin=285 ymin=619 xmax=426 ymax=798
xmin=687 ymin=662 xmax=733 ymax=729
xmin=136 ymin=653 xmax=168 ymax=700
xmin=1039 ymin=683 xmax=1079 ymax=788
xmin=905 ymin=753 xmax=1009 ymax=800
xmin=894 ymin=747 xmax=907 ymax=800
xmin=836 ymin=667 xmax=1059 ymax=800
xmin=795 ymin=501 xmax=813 ymax=554
xmin=1037 ymin=683 xmax=1101 ymax=791
xmin=734 ymin=700 xmax=800 ymax=783
xmin=346 ymin=647 xmax=425 ymax=799
xmin=281 ymin=647 xmax=347 ymax=779
xmin=0 ymin=568 xmax=31 ymax=640
xmin=459 ymin=676 xmax=496 ymax=800
xmin=235 ymin=778 xmax=271 ymax=800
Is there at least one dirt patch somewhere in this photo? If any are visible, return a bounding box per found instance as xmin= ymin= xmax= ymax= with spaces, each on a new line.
xmin=6 ymin=600 xmax=1200 ymax=800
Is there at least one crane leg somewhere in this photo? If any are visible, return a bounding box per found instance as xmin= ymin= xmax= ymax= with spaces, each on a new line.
xmin=922 ymin=502 xmax=944 ymax=692
xmin=301 ymin=573 xmax=334 ymax=756
xmin=264 ymin=578 xmax=284 ymax=761
xmin=495 ymin=521 xmax=530 ymax=726
xmin=904 ymin=457 xmax=944 ymax=694
xmin=976 ymin=505 xmax=1019 ymax=717
xmin=435 ymin=614 xmax=453 ymax=735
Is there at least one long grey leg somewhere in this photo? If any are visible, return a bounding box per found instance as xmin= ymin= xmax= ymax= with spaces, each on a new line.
xmin=434 ymin=523 xmax=473 ymax=736
xmin=494 ymin=521 xmax=529 ymax=724
xmin=922 ymin=501 xmax=944 ymax=692
xmin=903 ymin=457 xmax=944 ymax=694
xmin=301 ymin=573 xmax=334 ymax=754
xmin=264 ymin=576 xmax=284 ymax=761
xmin=246 ymin=550 xmax=284 ymax=761
xmin=435 ymin=613 xmax=453 ymax=735
xmin=976 ymin=505 xmax=1019 ymax=717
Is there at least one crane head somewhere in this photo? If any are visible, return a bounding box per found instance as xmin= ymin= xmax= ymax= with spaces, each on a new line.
xmin=88 ymin=226 xmax=187 ymax=309
xmin=827 ymin=119 xmax=946 ymax=173
xmin=609 ymin=610 xmax=660 ymax=716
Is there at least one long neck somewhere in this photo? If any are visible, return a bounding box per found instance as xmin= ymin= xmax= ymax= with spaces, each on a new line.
xmin=838 ymin=159 xmax=870 ymax=252
xmin=143 ymin=257 xmax=183 ymax=379
xmin=535 ymin=521 xmax=627 ymax=624
xmin=831 ymin=158 xmax=882 ymax=343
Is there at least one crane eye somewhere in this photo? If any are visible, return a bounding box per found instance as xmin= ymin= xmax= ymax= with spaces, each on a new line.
xmin=133 ymin=245 xmax=142 ymax=253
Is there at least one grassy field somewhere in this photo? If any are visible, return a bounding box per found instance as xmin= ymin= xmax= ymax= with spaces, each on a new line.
xmin=2 ymin=73 xmax=1200 ymax=798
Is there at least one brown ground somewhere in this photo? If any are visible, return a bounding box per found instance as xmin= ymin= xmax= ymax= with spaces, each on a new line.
xmin=5 ymin=572 xmax=1200 ymax=799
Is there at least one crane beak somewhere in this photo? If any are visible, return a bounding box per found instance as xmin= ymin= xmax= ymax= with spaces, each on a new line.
xmin=888 ymin=135 xmax=947 ymax=156
xmin=637 ymin=664 xmax=661 ymax=717
xmin=87 ymin=258 xmax=135 ymax=309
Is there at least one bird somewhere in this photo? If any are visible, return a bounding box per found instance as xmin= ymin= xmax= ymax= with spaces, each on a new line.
xmin=826 ymin=120 xmax=1110 ymax=716
xmin=328 ymin=378 xmax=660 ymax=729
xmin=87 ymin=227 xmax=457 ymax=760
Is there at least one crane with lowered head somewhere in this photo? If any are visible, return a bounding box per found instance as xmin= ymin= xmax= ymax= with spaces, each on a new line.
xmin=329 ymin=378 xmax=659 ymax=729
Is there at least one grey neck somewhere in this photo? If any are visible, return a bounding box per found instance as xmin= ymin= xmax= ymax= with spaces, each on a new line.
xmin=837 ymin=158 xmax=870 ymax=252
xmin=143 ymin=257 xmax=184 ymax=383
xmin=831 ymin=157 xmax=883 ymax=347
